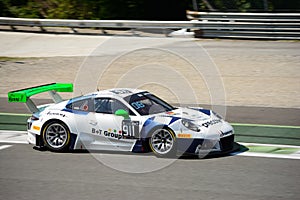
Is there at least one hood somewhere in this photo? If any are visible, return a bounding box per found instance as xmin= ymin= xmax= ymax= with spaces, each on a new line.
xmin=159 ymin=107 xmax=211 ymax=121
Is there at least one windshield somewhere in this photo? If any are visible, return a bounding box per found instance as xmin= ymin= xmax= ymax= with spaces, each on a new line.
xmin=124 ymin=92 xmax=175 ymax=116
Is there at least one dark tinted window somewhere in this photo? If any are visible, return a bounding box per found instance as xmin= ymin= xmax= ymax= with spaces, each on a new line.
xmin=94 ymin=98 xmax=135 ymax=115
xmin=124 ymin=92 xmax=175 ymax=115
xmin=66 ymin=98 xmax=93 ymax=112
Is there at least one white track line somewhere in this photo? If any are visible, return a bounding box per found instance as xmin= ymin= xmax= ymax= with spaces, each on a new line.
xmin=0 ymin=145 xmax=12 ymax=151
xmin=0 ymin=130 xmax=28 ymax=144
xmin=0 ymin=130 xmax=27 ymax=134
xmin=0 ymin=140 xmax=28 ymax=144
xmin=231 ymin=152 xmax=300 ymax=160
xmin=239 ymin=142 xmax=300 ymax=149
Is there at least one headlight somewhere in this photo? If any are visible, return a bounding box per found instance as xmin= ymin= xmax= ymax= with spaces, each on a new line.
xmin=182 ymin=119 xmax=201 ymax=132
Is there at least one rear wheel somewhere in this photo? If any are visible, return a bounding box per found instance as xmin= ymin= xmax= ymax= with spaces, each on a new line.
xmin=149 ymin=128 xmax=176 ymax=157
xmin=42 ymin=121 xmax=71 ymax=152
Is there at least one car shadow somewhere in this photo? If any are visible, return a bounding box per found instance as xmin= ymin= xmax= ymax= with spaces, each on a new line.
xmin=178 ymin=142 xmax=249 ymax=160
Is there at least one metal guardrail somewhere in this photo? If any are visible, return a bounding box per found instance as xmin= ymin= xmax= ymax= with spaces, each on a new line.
xmin=187 ymin=11 xmax=300 ymax=39
xmin=187 ymin=11 xmax=300 ymax=21
xmin=0 ymin=12 xmax=300 ymax=39
xmin=0 ymin=17 xmax=195 ymax=36
xmin=0 ymin=114 xmax=29 ymax=131
xmin=0 ymin=17 xmax=194 ymax=29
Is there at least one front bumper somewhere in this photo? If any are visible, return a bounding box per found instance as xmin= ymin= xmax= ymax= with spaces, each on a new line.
xmin=177 ymin=134 xmax=235 ymax=155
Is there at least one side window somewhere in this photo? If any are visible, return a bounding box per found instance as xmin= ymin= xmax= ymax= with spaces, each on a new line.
xmin=94 ymin=98 xmax=135 ymax=115
xmin=94 ymin=98 xmax=112 ymax=114
xmin=66 ymin=99 xmax=93 ymax=112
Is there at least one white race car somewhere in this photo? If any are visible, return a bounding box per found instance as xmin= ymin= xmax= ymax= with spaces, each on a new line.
xmin=8 ymin=83 xmax=234 ymax=157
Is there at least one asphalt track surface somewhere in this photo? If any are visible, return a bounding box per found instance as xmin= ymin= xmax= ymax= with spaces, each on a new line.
xmin=0 ymin=143 xmax=299 ymax=200
xmin=0 ymin=32 xmax=299 ymax=200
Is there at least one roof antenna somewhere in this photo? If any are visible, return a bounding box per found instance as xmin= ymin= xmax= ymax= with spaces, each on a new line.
xmin=97 ymin=88 xmax=99 ymax=92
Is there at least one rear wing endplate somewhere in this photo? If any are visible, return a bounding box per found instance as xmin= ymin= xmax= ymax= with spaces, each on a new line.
xmin=8 ymin=83 xmax=73 ymax=113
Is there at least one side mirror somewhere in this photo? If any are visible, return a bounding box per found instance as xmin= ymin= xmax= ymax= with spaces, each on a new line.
xmin=115 ymin=109 xmax=130 ymax=120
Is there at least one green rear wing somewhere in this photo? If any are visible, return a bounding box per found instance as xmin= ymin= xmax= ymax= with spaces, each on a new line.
xmin=8 ymin=83 xmax=73 ymax=113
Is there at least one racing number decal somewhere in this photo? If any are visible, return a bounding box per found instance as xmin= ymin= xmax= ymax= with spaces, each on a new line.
xmin=131 ymin=102 xmax=145 ymax=110
xmin=122 ymin=120 xmax=140 ymax=139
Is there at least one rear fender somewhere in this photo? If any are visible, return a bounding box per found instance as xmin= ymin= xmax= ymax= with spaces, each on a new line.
xmin=40 ymin=118 xmax=77 ymax=150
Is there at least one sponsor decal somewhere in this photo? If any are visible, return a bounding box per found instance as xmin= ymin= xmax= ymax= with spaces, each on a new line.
xmin=92 ymin=128 xmax=123 ymax=140
xmin=91 ymin=120 xmax=140 ymax=140
xmin=110 ymin=89 xmax=132 ymax=94
xmin=46 ymin=111 xmax=66 ymax=117
xmin=166 ymin=111 xmax=176 ymax=115
xmin=219 ymin=130 xmax=232 ymax=137
xmin=201 ymin=119 xmax=222 ymax=128
xmin=177 ymin=133 xmax=192 ymax=138
xmin=9 ymin=96 xmax=25 ymax=102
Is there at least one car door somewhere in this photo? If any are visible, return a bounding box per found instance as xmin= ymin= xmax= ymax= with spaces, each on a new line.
xmin=65 ymin=97 xmax=104 ymax=150
xmin=93 ymin=97 xmax=138 ymax=151
xmin=65 ymin=97 xmax=95 ymax=135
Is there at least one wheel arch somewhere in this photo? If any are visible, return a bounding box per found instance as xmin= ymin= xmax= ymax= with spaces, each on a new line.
xmin=41 ymin=118 xmax=70 ymax=134
xmin=40 ymin=118 xmax=76 ymax=151
xmin=147 ymin=126 xmax=177 ymax=157
xmin=140 ymin=118 xmax=173 ymax=139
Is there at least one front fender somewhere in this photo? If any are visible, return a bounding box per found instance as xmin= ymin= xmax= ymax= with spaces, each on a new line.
xmin=140 ymin=117 xmax=167 ymax=139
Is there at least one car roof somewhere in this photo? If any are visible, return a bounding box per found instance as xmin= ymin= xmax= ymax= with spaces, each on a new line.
xmin=84 ymin=88 xmax=147 ymax=99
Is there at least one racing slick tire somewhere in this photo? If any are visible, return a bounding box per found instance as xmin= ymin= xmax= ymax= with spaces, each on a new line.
xmin=149 ymin=128 xmax=177 ymax=158
xmin=42 ymin=121 xmax=71 ymax=152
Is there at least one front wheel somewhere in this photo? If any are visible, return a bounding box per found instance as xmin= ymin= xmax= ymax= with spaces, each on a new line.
xmin=42 ymin=121 xmax=71 ymax=152
xmin=149 ymin=128 xmax=176 ymax=157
